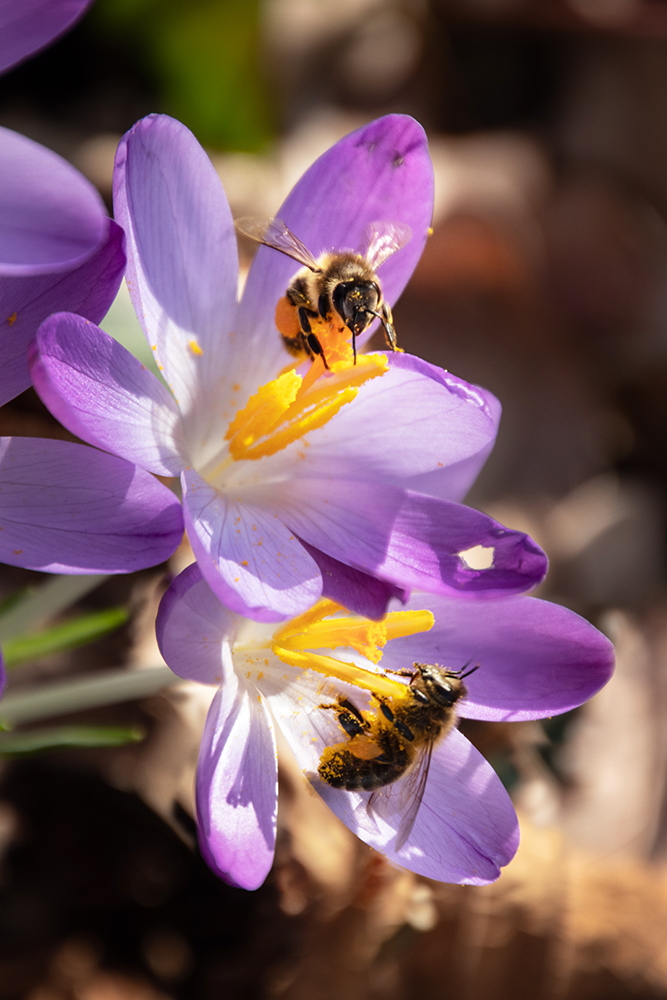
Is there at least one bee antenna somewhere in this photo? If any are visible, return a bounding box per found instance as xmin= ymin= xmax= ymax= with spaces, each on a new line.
xmin=458 ymin=663 xmax=480 ymax=681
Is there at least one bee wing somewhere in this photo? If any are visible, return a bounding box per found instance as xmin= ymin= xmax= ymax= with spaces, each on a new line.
xmin=363 ymin=221 xmax=413 ymax=270
xmin=234 ymin=216 xmax=321 ymax=272
xmin=367 ymin=738 xmax=435 ymax=851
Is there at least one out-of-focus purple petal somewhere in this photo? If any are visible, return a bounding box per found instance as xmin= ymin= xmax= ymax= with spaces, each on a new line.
xmin=182 ymin=469 xmax=322 ymax=622
xmin=197 ymin=682 xmax=278 ymax=891
xmin=31 ymin=312 xmax=185 ymax=476
xmin=0 ymin=437 xmax=183 ymax=572
xmin=237 ymin=114 xmax=434 ymax=390
xmin=381 ymin=592 xmax=615 ymax=722
xmin=254 ymin=355 xmax=499 ymax=500
xmin=316 ymin=729 xmax=519 ymax=884
xmin=0 ymin=0 xmax=92 ymax=73
xmin=0 ymin=126 xmax=105 ymax=273
xmin=157 ymin=562 xmax=241 ymax=684
xmin=0 ymin=219 xmax=125 ymax=406
xmin=251 ymin=480 xmax=547 ymax=597
xmin=113 ymin=114 xmax=239 ymax=451
xmin=0 ymin=650 xmax=5 ymax=699
xmin=299 ymin=538 xmax=407 ymax=620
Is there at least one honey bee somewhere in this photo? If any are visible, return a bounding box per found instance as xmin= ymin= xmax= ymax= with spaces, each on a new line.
xmin=235 ymin=217 xmax=412 ymax=366
xmin=318 ymin=662 xmax=477 ymax=848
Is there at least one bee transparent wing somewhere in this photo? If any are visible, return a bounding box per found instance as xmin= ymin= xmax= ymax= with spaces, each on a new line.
xmin=363 ymin=221 xmax=413 ymax=270
xmin=367 ymin=738 xmax=435 ymax=851
xmin=234 ymin=216 xmax=321 ymax=272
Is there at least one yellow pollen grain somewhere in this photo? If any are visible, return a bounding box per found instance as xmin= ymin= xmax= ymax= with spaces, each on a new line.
xmin=7 ymin=312 xmax=16 ymax=326
xmin=188 ymin=339 xmax=203 ymax=356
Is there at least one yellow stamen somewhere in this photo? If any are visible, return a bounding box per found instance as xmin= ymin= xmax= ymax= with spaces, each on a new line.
xmin=272 ymin=597 xmax=434 ymax=687
xmin=275 ymin=608 xmax=434 ymax=664
xmin=224 ymin=354 xmax=387 ymax=463
xmin=272 ymin=598 xmax=343 ymax=639
xmin=273 ymin=647 xmax=410 ymax=699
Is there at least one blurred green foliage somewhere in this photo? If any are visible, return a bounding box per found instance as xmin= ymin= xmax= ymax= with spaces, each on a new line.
xmin=0 ymin=724 xmax=145 ymax=756
xmin=3 ymin=606 xmax=129 ymax=669
xmin=90 ymin=0 xmax=275 ymax=151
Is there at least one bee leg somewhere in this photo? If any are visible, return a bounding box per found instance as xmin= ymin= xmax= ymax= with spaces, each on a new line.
xmin=306 ymin=333 xmax=329 ymax=370
xmin=380 ymin=303 xmax=397 ymax=351
xmin=377 ymin=698 xmax=416 ymax=742
xmin=298 ymin=307 xmax=329 ymax=370
xmin=319 ymin=697 xmax=368 ymax=738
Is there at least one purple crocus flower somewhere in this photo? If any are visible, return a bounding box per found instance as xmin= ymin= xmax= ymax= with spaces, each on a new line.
xmin=30 ymin=113 xmax=546 ymax=620
xmin=0 ymin=0 xmax=92 ymax=74
xmin=157 ymin=563 xmax=615 ymax=889
xmin=0 ymin=126 xmax=125 ymax=406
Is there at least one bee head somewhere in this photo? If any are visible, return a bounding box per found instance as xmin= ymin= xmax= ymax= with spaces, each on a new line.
xmin=332 ymin=281 xmax=381 ymax=336
xmin=412 ymin=663 xmax=471 ymax=708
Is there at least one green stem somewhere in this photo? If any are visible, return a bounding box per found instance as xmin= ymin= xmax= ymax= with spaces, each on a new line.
xmin=0 ymin=665 xmax=179 ymax=727
xmin=0 ymin=574 xmax=109 ymax=643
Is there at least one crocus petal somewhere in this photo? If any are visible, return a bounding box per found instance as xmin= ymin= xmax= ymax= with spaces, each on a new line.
xmin=31 ymin=312 xmax=185 ymax=476
xmin=383 ymin=354 xmax=503 ymax=502
xmin=0 ymin=437 xmax=183 ymax=572
xmin=250 ymin=480 xmax=547 ymax=597
xmin=315 ymin=729 xmax=519 ymax=884
xmin=237 ymin=114 xmax=434 ymax=389
xmin=0 ymin=0 xmax=92 ymax=73
xmin=197 ymin=681 xmax=278 ymax=891
xmin=256 ymin=356 xmax=499 ymax=501
xmin=0 ymin=126 xmax=106 ymax=273
xmin=157 ymin=562 xmax=241 ymax=684
xmin=113 ymin=114 xmax=239 ymax=458
xmin=381 ymin=592 xmax=615 ymax=722
xmin=182 ymin=469 xmax=322 ymax=621
xmin=0 ymin=219 xmax=125 ymax=406
xmin=299 ymin=539 xmax=407 ymax=620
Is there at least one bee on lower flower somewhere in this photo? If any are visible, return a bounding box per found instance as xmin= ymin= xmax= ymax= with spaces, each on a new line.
xmin=318 ymin=662 xmax=478 ymax=848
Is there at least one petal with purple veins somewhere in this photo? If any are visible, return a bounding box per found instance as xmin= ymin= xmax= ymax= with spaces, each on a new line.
xmin=381 ymin=592 xmax=616 ymax=722
xmin=250 ymin=479 xmax=547 ymax=597
xmin=196 ymin=681 xmax=278 ymax=891
xmin=0 ymin=437 xmax=183 ymax=573
xmin=259 ymin=355 xmax=498 ymax=498
xmin=31 ymin=312 xmax=185 ymax=477
xmin=113 ymin=114 xmax=239 ymax=448
xmin=182 ymin=468 xmax=322 ymax=621
xmin=157 ymin=562 xmax=241 ymax=684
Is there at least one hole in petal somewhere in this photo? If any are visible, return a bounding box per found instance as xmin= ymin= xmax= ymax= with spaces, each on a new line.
xmin=459 ymin=545 xmax=494 ymax=570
